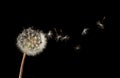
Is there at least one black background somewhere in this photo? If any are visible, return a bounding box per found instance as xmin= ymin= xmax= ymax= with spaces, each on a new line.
xmin=1 ymin=10 xmax=117 ymax=77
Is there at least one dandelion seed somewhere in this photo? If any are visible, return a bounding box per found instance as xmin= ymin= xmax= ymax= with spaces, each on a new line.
xmin=96 ymin=20 xmax=104 ymax=29
xmin=47 ymin=30 xmax=53 ymax=39
xmin=48 ymin=31 xmax=52 ymax=36
xmin=54 ymin=28 xmax=58 ymax=35
xmin=53 ymin=28 xmax=70 ymax=42
xmin=61 ymin=35 xmax=70 ymax=41
xmin=74 ymin=45 xmax=81 ymax=51
xmin=81 ymin=28 xmax=89 ymax=35
xmin=56 ymin=35 xmax=62 ymax=41
xmin=60 ymin=29 xmax=63 ymax=35
xmin=102 ymin=16 xmax=106 ymax=21
xmin=53 ymin=28 xmax=62 ymax=41
xmin=96 ymin=16 xmax=106 ymax=29
xmin=17 ymin=27 xmax=47 ymax=78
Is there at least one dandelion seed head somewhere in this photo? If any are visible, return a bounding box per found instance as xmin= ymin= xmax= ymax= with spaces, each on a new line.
xmin=17 ymin=27 xmax=47 ymax=56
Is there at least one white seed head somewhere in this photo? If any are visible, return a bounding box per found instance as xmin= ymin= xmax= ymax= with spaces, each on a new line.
xmin=17 ymin=27 xmax=47 ymax=56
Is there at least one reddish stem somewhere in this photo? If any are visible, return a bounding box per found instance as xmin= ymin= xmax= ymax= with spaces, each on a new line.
xmin=19 ymin=53 xmax=26 ymax=78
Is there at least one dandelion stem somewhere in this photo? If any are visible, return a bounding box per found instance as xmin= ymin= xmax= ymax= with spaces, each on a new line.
xmin=19 ymin=53 xmax=26 ymax=78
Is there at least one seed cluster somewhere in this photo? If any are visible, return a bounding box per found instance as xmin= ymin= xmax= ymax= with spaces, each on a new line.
xmin=17 ymin=28 xmax=47 ymax=56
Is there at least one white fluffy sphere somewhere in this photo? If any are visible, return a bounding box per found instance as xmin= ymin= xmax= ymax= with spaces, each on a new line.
xmin=17 ymin=27 xmax=47 ymax=56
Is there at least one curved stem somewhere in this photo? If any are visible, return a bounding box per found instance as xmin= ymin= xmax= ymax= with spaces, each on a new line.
xmin=19 ymin=53 xmax=26 ymax=78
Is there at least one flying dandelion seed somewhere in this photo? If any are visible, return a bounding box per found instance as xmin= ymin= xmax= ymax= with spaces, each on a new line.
xmin=81 ymin=28 xmax=89 ymax=36
xmin=102 ymin=16 xmax=106 ymax=21
xmin=60 ymin=29 xmax=63 ymax=35
xmin=54 ymin=28 xmax=58 ymax=36
xmin=61 ymin=35 xmax=70 ymax=41
xmin=17 ymin=27 xmax=47 ymax=78
xmin=56 ymin=35 xmax=62 ymax=41
xmin=47 ymin=30 xmax=53 ymax=39
xmin=96 ymin=20 xmax=104 ymax=29
xmin=96 ymin=16 xmax=106 ymax=29
xmin=53 ymin=28 xmax=70 ymax=41
xmin=74 ymin=45 xmax=81 ymax=51
xmin=53 ymin=28 xmax=62 ymax=41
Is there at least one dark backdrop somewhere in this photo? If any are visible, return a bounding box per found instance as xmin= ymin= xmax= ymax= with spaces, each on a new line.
xmin=1 ymin=13 xmax=116 ymax=78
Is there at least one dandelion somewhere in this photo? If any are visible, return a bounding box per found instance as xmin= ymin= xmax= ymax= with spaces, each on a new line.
xmin=17 ymin=27 xmax=47 ymax=78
